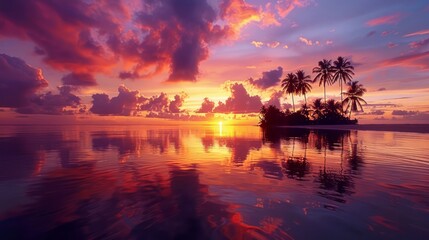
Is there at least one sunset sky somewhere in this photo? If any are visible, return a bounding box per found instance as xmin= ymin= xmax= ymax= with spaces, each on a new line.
xmin=1 ymin=0 xmax=429 ymax=124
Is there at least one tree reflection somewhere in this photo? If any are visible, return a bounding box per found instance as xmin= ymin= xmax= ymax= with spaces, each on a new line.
xmin=261 ymin=127 xmax=364 ymax=203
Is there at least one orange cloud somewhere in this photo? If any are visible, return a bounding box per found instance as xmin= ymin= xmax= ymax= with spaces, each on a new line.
xmin=366 ymin=13 xmax=401 ymax=26
xmin=251 ymin=41 xmax=264 ymax=48
xmin=220 ymin=0 xmax=262 ymax=33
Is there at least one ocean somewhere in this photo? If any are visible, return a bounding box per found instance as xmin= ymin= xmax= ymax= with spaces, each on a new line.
xmin=0 ymin=124 xmax=428 ymax=239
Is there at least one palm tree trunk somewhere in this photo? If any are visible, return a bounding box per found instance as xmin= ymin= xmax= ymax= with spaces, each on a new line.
xmin=340 ymin=81 xmax=344 ymax=116
xmin=304 ymin=93 xmax=307 ymax=105
xmin=292 ymin=94 xmax=295 ymax=112
xmin=324 ymin=82 xmax=326 ymax=103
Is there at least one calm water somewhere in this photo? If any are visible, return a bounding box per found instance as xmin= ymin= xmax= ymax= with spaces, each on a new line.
xmin=0 ymin=125 xmax=428 ymax=239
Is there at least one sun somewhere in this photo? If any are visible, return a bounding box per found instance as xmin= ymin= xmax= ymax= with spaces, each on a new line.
xmin=218 ymin=121 xmax=223 ymax=127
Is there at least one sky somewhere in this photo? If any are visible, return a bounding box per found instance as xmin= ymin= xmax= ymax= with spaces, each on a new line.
xmin=1 ymin=0 xmax=429 ymax=124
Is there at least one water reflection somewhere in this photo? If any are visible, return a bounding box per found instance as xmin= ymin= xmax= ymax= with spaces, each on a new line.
xmin=0 ymin=125 xmax=428 ymax=239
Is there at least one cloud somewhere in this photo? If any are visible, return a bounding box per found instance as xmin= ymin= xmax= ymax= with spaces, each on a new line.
xmin=391 ymin=110 xmax=418 ymax=116
xmin=16 ymin=86 xmax=81 ymax=115
xmin=299 ymin=36 xmax=313 ymax=46
xmin=61 ymin=72 xmax=97 ymax=86
xmin=265 ymin=91 xmax=284 ymax=109
xmin=3 ymin=0 xmax=277 ymax=83
xmin=381 ymin=51 xmax=429 ymax=69
xmin=403 ymin=29 xmax=429 ymax=37
xmin=387 ymin=42 xmax=398 ymax=48
xmin=356 ymin=110 xmax=385 ymax=116
xmin=377 ymin=88 xmax=387 ymax=91
xmin=366 ymin=13 xmax=401 ymax=26
xmin=140 ymin=92 xmax=170 ymax=113
xmin=196 ymin=97 xmax=215 ymax=113
xmin=0 ymin=54 xmax=48 ymax=108
xmin=169 ymin=93 xmax=188 ymax=113
xmin=267 ymin=41 xmax=280 ymax=48
xmin=213 ymin=83 xmax=262 ymax=113
xmin=0 ymin=1 xmax=123 ymax=78
xmin=366 ymin=31 xmax=377 ymax=37
xmin=90 ymin=86 xmax=145 ymax=116
xmin=409 ymin=38 xmax=429 ymax=49
xmin=366 ymin=103 xmax=398 ymax=108
xmin=390 ymin=110 xmax=429 ymax=122
xmin=276 ymin=0 xmax=309 ymax=18
xmin=248 ymin=67 xmax=283 ymax=89
xmin=251 ymin=41 xmax=264 ymax=48
xmin=220 ymin=0 xmax=261 ymax=32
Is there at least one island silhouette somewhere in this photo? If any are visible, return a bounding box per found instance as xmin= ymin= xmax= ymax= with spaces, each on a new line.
xmin=259 ymin=56 xmax=366 ymax=127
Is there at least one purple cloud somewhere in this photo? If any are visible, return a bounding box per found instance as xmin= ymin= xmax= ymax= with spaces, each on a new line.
xmin=0 ymin=54 xmax=48 ymax=107
xmin=62 ymin=72 xmax=97 ymax=86
xmin=265 ymin=91 xmax=284 ymax=109
xmin=248 ymin=67 xmax=283 ymax=89
xmin=16 ymin=86 xmax=81 ymax=115
xmin=90 ymin=86 xmax=145 ymax=116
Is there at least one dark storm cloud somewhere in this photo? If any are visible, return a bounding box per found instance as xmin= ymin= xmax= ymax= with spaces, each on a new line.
xmin=213 ymin=83 xmax=263 ymax=113
xmin=16 ymin=86 xmax=81 ymax=115
xmin=130 ymin=0 xmax=231 ymax=82
xmin=61 ymin=72 xmax=97 ymax=86
xmin=0 ymin=54 xmax=48 ymax=107
xmin=90 ymin=86 xmax=146 ymax=116
xmin=0 ymin=0 xmax=264 ymax=83
xmin=0 ymin=0 xmax=124 ymax=78
xmin=247 ymin=67 xmax=283 ymax=89
xmin=140 ymin=93 xmax=170 ymax=113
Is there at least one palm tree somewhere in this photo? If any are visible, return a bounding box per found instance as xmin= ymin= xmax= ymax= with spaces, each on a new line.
xmin=313 ymin=59 xmax=334 ymax=103
xmin=295 ymin=70 xmax=312 ymax=105
xmin=324 ymin=99 xmax=342 ymax=115
xmin=342 ymin=81 xmax=367 ymax=118
xmin=310 ymin=98 xmax=324 ymax=120
xmin=282 ymin=73 xmax=298 ymax=111
xmin=333 ymin=56 xmax=355 ymax=102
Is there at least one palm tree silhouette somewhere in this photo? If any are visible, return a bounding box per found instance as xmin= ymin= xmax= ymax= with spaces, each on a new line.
xmin=313 ymin=59 xmax=334 ymax=103
xmin=282 ymin=73 xmax=298 ymax=112
xmin=333 ymin=56 xmax=355 ymax=103
xmin=295 ymin=70 xmax=312 ymax=105
xmin=342 ymin=81 xmax=367 ymax=118
xmin=324 ymin=99 xmax=342 ymax=115
xmin=310 ymin=98 xmax=324 ymax=120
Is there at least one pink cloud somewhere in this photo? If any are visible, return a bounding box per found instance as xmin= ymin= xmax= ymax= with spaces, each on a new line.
xmin=276 ymin=0 xmax=309 ymax=18
xmin=403 ymin=29 xmax=429 ymax=37
xmin=299 ymin=36 xmax=313 ymax=46
xmin=381 ymin=51 xmax=429 ymax=69
xmin=387 ymin=42 xmax=399 ymax=48
xmin=267 ymin=41 xmax=281 ymax=48
xmin=366 ymin=13 xmax=401 ymax=26
xmin=409 ymin=38 xmax=429 ymax=49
